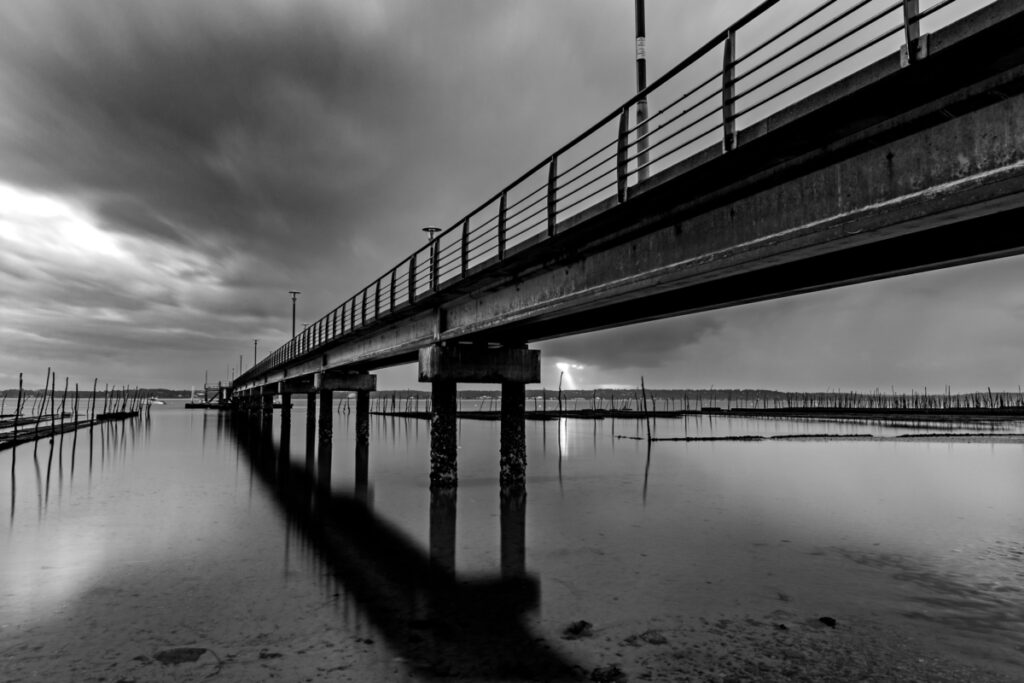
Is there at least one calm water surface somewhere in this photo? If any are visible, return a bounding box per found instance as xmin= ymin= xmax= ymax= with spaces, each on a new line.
xmin=2 ymin=401 xmax=1023 ymax=679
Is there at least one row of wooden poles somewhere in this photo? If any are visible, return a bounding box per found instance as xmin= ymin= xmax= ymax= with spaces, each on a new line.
xmin=354 ymin=384 xmax=1024 ymax=416
xmin=1 ymin=369 xmax=150 ymax=451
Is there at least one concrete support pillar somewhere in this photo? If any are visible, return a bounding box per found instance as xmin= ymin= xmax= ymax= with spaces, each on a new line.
xmin=430 ymin=379 xmax=458 ymax=488
xmin=355 ymin=389 xmax=370 ymax=500
xmin=260 ymin=393 xmax=273 ymax=430
xmin=317 ymin=389 xmax=332 ymax=488
xmin=305 ymin=390 xmax=317 ymax=471
xmin=499 ymin=381 xmax=526 ymax=487
xmin=419 ymin=343 xmax=540 ymax=488
xmin=500 ymin=485 xmax=526 ymax=578
xmin=279 ymin=390 xmax=292 ymax=432
xmin=429 ymin=485 xmax=457 ymax=573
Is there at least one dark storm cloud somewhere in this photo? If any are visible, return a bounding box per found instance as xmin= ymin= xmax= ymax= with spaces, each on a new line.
xmin=0 ymin=0 xmax=398 ymax=267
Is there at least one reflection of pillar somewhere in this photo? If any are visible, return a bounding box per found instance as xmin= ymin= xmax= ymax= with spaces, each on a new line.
xmin=317 ymin=390 xmax=332 ymax=488
xmin=429 ymin=485 xmax=457 ymax=573
xmin=279 ymin=393 xmax=292 ymax=475
xmin=500 ymin=381 xmax=526 ymax=487
xmin=430 ymin=380 xmax=458 ymax=487
xmin=305 ymin=391 xmax=317 ymax=471
xmin=355 ymin=389 xmax=370 ymax=500
xmin=500 ymin=486 xmax=527 ymax=578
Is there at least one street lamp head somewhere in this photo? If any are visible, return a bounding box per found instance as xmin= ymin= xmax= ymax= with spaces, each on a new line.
xmin=422 ymin=226 xmax=441 ymax=242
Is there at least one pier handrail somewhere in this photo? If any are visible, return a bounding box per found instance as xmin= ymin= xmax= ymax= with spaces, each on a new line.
xmin=238 ymin=0 xmax=973 ymax=384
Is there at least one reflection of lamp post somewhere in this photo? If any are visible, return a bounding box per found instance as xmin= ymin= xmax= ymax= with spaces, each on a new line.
xmin=288 ymin=290 xmax=301 ymax=338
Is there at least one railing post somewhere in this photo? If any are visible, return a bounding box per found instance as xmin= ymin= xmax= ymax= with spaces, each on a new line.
xmin=547 ymin=155 xmax=558 ymax=236
xmin=390 ymin=268 xmax=397 ymax=311
xmin=616 ymin=106 xmax=629 ymax=203
xmin=350 ymin=296 xmax=356 ymax=330
xmin=461 ymin=217 xmax=470 ymax=276
xmin=375 ymin=279 xmax=381 ymax=319
xmin=498 ymin=191 xmax=507 ymax=260
xmin=361 ymin=288 xmax=367 ymax=326
xmin=430 ymin=237 xmax=440 ymax=291
xmin=901 ymin=0 xmax=927 ymax=67
xmin=722 ymin=29 xmax=736 ymax=153
xmin=409 ymin=255 xmax=417 ymax=304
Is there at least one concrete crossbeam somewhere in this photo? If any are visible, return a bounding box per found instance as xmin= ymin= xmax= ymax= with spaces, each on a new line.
xmin=314 ymin=371 xmax=377 ymax=392
xmin=418 ymin=344 xmax=540 ymax=384
xmin=279 ymin=378 xmax=315 ymax=394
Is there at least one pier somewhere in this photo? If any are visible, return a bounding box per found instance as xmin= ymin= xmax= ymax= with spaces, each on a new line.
xmin=231 ymin=0 xmax=1024 ymax=490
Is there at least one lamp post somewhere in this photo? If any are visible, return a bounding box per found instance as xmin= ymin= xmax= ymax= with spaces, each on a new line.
xmin=422 ymin=226 xmax=441 ymax=289
xmin=253 ymin=339 xmax=258 ymax=368
xmin=288 ymin=290 xmax=301 ymax=338
xmin=635 ymin=0 xmax=649 ymax=182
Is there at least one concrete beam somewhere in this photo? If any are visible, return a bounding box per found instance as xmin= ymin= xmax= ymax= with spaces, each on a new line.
xmin=418 ymin=344 xmax=540 ymax=384
xmin=314 ymin=371 xmax=377 ymax=392
xmin=279 ymin=378 xmax=315 ymax=394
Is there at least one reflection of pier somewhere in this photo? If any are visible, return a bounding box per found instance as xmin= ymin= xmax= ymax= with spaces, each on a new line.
xmin=230 ymin=415 xmax=575 ymax=680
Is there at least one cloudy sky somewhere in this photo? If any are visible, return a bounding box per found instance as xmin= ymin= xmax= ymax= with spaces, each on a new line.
xmin=1 ymin=0 xmax=1021 ymax=393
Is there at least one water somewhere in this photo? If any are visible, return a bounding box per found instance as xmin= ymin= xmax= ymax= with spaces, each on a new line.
xmin=2 ymin=403 xmax=1023 ymax=681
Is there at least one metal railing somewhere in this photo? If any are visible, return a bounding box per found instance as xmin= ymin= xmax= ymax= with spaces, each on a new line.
xmin=239 ymin=0 xmax=987 ymax=385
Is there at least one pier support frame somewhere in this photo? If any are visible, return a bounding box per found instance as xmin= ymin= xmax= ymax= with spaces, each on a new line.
xmin=419 ymin=343 xmax=540 ymax=487
xmin=312 ymin=371 xmax=377 ymax=491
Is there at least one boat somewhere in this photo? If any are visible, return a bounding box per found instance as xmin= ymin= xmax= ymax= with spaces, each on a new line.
xmin=147 ymin=397 xmax=166 ymax=405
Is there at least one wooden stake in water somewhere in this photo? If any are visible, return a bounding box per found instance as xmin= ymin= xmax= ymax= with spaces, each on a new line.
xmin=71 ymin=383 xmax=79 ymax=463
xmin=557 ymin=372 xmax=564 ymax=416
xmin=640 ymin=376 xmax=652 ymax=442
xmin=12 ymin=373 xmax=23 ymax=453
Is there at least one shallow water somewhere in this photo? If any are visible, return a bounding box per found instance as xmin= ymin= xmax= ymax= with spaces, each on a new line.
xmin=2 ymin=403 xmax=1023 ymax=680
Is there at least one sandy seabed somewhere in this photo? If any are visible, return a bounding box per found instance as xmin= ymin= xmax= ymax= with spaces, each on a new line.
xmin=2 ymin=598 xmax=1017 ymax=682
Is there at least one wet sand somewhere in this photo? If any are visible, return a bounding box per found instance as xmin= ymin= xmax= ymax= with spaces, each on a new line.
xmin=3 ymin=599 xmax=1015 ymax=682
